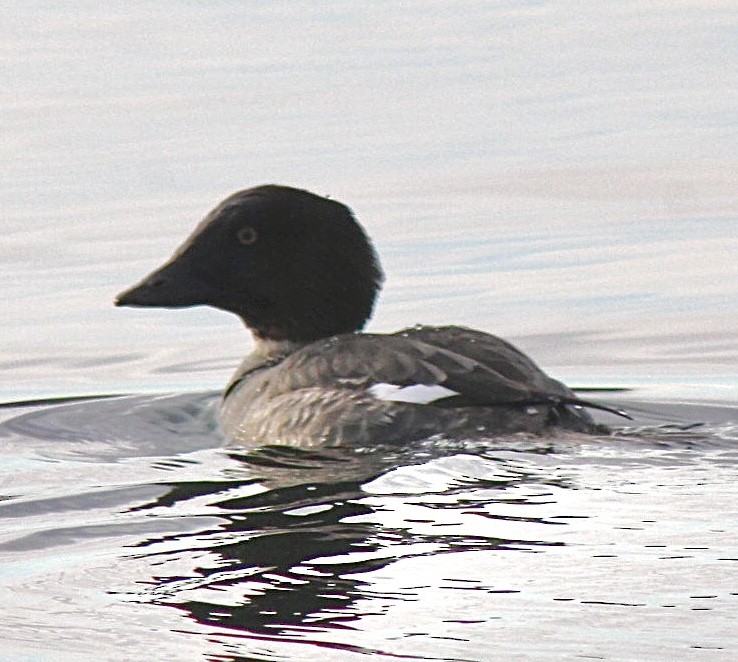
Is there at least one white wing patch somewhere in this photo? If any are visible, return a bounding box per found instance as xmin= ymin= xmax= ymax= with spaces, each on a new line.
xmin=369 ymin=383 xmax=458 ymax=404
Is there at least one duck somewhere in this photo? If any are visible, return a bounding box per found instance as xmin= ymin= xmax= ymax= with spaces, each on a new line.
xmin=116 ymin=184 xmax=624 ymax=446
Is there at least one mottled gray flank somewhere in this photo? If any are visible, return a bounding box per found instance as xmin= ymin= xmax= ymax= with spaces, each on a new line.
xmin=222 ymin=326 xmax=594 ymax=446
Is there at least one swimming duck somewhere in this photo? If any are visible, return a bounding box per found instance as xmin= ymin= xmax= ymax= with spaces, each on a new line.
xmin=116 ymin=185 xmax=621 ymax=446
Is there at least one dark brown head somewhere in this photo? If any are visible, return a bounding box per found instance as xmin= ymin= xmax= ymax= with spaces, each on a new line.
xmin=115 ymin=185 xmax=384 ymax=341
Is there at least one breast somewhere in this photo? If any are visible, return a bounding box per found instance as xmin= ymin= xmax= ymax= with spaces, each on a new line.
xmin=221 ymin=378 xmax=405 ymax=446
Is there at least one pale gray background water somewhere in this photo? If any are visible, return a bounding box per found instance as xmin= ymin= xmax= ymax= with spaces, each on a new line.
xmin=1 ymin=2 xmax=737 ymax=661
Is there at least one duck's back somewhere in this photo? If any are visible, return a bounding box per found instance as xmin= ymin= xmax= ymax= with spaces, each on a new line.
xmin=221 ymin=325 xmax=595 ymax=446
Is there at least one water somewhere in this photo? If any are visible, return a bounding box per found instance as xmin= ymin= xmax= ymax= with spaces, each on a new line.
xmin=1 ymin=394 xmax=737 ymax=661
xmin=2 ymin=2 xmax=737 ymax=660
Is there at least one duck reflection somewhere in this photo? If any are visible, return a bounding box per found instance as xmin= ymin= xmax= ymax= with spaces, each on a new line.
xmin=128 ymin=446 xmax=402 ymax=634
xmin=128 ymin=441 xmax=553 ymax=638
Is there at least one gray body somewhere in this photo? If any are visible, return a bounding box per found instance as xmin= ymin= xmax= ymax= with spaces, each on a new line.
xmin=221 ymin=326 xmax=595 ymax=446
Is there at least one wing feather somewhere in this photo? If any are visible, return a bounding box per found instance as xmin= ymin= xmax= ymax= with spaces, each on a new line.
xmin=260 ymin=325 xmax=564 ymax=404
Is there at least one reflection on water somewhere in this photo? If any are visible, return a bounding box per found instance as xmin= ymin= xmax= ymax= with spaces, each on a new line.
xmin=0 ymin=394 xmax=736 ymax=660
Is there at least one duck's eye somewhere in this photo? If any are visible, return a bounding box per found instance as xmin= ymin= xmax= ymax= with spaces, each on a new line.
xmin=237 ymin=226 xmax=258 ymax=246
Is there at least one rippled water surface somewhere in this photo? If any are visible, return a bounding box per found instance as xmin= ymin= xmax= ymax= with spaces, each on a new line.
xmin=1 ymin=395 xmax=737 ymax=661
xmin=2 ymin=2 xmax=737 ymax=660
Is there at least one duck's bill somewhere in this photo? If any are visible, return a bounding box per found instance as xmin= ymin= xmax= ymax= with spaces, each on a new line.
xmin=115 ymin=260 xmax=214 ymax=309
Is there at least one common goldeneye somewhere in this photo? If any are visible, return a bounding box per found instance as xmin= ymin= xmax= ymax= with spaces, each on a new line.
xmin=116 ymin=185 xmax=623 ymax=446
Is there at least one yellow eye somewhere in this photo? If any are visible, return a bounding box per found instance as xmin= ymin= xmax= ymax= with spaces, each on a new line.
xmin=237 ymin=226 xmax=258 ymax=246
